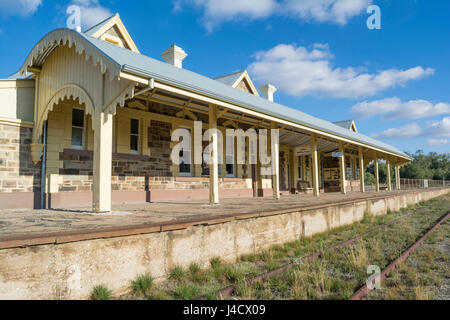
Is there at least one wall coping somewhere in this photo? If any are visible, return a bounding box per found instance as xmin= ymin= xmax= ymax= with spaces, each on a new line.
xmin=0 ymin=188 xmax=448 ymax=250
xmin=62 ymin=148 xmax=151 ymax=161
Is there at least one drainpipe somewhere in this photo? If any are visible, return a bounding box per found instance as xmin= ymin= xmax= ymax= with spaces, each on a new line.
xmin=321 ymin=159 xmax=325 ymax=190
xmin=40 ymin=121 xmax=47 ymax=209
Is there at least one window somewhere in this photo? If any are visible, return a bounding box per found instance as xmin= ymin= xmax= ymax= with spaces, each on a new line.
xmin=226 ymin=135 xmax=235 ymax=177
xmin=71 ymin=108 xmax=85 ymax=148
xmin=179 ymin=128 xmax=192 ymax=176
xmin=298 ymin=156 xmax=303 ymax=180
xmin=130 ymin=118 xmax=139 ymax=153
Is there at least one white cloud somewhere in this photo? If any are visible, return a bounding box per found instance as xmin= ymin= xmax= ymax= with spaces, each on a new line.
xmin=427 ymin=138 xmax=449 ymax=146
xmin=373 ymin=123 xmax=423 ymax=139
xmin=426 ymin=117 xmax=450 ymax=138
xmin=175 ymin=0 xmax=372 ymax=31
xmin=351 ymin=97 xmax=450 ymax=120
xmin=247 ymin=44 xmax=434 ymax=98
xmin=71 ymin=0 xmax=112 ymax=29
xmin=0 ymin=0 xmax=42 ymax=17
xmin=372 ymin=117 xmax=450 ymax=140
xmin=284 ymin=0 xmax=371 ymax=25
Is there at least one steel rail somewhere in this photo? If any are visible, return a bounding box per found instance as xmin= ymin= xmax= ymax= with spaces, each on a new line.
xmin=349 ymin=212 xmax=450 ymax=300
xmin=198 ymin=210 xmax=418 ymax=300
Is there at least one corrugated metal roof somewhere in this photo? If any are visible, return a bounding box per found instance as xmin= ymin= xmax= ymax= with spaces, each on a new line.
xmin=333 ymin=120 xmax=354 ymax=130
xmin=19 ymin=29 xmax=411 ymax=160
xmin=214 ymin=70 xmax=246 ymax=87
xmin=83 ymin=14 xmax=117 ymax=37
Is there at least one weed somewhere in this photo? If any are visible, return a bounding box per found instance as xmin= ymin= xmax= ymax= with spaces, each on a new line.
xmin=210 ymin=257 xmax=222 ymax=269
xmin=223 ymin=265 xmax=245 ymax=284
xmin=91 ymin=285 xmax=112 ymax=300
xmin=169 ymin=265 xmax=186 ymax=282
xmin=171 ymin=284 xmax=201 ymax=300
xmin=347 ymin=241 xmax=368 ymax=270
xmin=130 ymin=274 xmax=154 ymax=297
xmin=188 ymin=263 xmax=201 ymax=275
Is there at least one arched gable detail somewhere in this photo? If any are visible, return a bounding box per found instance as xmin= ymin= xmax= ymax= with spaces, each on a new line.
xmin=33 ymin=84 xmax=95 ymax=143
xmin=20 ymin=29 xmax=121 ymax=81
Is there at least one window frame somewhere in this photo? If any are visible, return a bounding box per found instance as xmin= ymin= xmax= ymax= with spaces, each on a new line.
xmin=179 ymin=126 xmax=193 ymax=177
xmin=297 ymin=155 xmax=303 ymax=180
xmin=225 ymin=134 xmax=236 ymax=178
xmin=130 ymin=118 xmax=140 ymax=154
xmin=71 ymin=107 xmax=86 ymax=150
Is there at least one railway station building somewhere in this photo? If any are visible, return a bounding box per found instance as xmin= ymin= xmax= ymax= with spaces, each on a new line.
xmin=0 ymin=14 xmax=411 ymax=212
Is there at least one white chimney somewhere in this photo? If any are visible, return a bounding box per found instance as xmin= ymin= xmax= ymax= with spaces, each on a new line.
xmin=161 ymin=44 xmax=187 ymax=68
xmin=259 ymin=84 xmax=277 ymax=102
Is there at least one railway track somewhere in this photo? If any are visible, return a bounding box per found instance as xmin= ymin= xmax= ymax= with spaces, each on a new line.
xmin=349 ymin=212 xmax=450 ymax=300
xmin=198 ymin=210 xmax=420 ymax=300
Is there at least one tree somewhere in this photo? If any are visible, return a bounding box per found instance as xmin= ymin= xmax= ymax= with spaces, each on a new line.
xmin=400 ymin=150 xmax=450 ymax=180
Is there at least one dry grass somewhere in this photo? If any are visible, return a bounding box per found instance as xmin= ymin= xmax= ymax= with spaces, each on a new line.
xmin=347 ymin=241 xmax=369 ymax=270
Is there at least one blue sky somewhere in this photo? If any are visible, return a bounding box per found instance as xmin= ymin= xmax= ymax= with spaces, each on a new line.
xmin=0 ymin=0 xmax=449 ymax=154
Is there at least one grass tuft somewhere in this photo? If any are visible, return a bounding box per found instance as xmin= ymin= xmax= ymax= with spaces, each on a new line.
xmin=169 ymin=265 xmax=186 ymax=282
xmin=210 ymin=257 xmax=222 ymax=269
xmin=91 ymin=285 xmax=112 ymax=300
xmin=130 ymin=273 xmax=154 ymax=297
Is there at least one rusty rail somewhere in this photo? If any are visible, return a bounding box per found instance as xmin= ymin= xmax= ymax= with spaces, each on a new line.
xmin=349 ymin=212 xmax=450 ymax=300
xmin=199 ymin=210 xmax=418 ymax=300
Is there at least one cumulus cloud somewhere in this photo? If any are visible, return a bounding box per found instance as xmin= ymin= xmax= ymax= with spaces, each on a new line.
xmin=373 ymin=123 xmax=423 ymax=140
xmin=247 ymin=44 xmax=434 ymax=98
xmin=373 ymin=117 xmax=450 ymax=140
xmin=426 ymin=117 xmax=450 ymax=138
xmin=175 ymin=0 xmax=372 ymax=31
xmin=351 ymin=97 xmax=450 ymax=120
xmin=428 ymin=138 xmax=449 ymax=146
xmin=175 ymin=0 xmax=278 ymax=31
xmin=71 ymin=0 xmax=112 ymax=29
xmin=283 ymin=0 xmax=371 ymax=25
xmin=0 ymin=0 xmax=42 ymax=17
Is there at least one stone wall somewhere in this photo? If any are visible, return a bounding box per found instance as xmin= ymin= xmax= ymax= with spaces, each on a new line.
xmin=57 ymin=117 xmax=251 ymax=193
xmin=0 ymin=123 xmax=41 ymax=193
xmin=0 ymin=188 xmax=447 ymax=299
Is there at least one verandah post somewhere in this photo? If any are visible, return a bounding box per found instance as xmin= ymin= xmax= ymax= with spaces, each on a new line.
xmin=359 ymin=146 xmax=365 ymax=193
xmin=271 ymin=122 xmax=280 ymax=200
xmin=310 ymin=133 xmax=320 ymax=197
xmin=92 ymin=112 xmax=113 ymax=212
xmin=339 ymin=142 xmax=347 ymax=195
xmin=387 ymin=160 xmax=392 ymax=191
xmin=209 ymin=104 xmax=219 ymax=205
xmin=374 ymin=156 xmax=380 ymax=192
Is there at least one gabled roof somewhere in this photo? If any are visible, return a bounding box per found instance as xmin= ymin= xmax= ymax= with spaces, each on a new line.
xmin=19 ymin=28 xmax=411 ymax=161
xmin=84 ymin=13 xmax=139 ymax=53
xmin=333 ymin=120 xmax=358 ymax=133
xmin=215 ymin=70 xmax=259 ymax=96
xmin=215 ymin=70 xmax=246 ymax=86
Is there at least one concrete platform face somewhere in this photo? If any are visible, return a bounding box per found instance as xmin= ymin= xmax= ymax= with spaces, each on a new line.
xmin=0 ymin=188 xmax=449 ymax=300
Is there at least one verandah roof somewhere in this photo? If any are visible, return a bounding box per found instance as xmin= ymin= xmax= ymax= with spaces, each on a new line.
xmin=20 ymin=28 xmax=411 ymax=161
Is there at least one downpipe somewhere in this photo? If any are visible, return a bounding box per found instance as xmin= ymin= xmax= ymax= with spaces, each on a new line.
xmin=40 ymin=121 xmax=47 ymax=209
